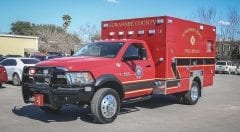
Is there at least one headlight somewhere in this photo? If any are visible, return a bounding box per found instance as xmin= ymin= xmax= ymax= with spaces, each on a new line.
xmin=65 ymin=72 xmax=94 ymax=85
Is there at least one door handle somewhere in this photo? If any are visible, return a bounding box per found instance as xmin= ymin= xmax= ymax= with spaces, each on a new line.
xmin=145 ymin=65 xmax=151 ymax=68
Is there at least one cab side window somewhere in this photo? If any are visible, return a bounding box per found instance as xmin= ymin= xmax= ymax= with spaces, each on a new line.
xmin=0 ymin=59 xmax=17 ymax=66
xmin=123 ymin=43 xmax=147 ymax=61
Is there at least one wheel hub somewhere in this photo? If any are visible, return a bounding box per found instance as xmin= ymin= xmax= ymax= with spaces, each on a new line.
xmin=191 ymin=85 xmax=198 ymax=102
xmin=101 ymin=95 xmax=117 ymax=118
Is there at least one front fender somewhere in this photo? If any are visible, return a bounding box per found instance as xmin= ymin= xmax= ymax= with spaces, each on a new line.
xmin=94 ymin=74 xmax=122 ymax=87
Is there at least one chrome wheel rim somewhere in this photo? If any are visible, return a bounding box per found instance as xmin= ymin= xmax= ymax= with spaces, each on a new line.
xmin=191 ymin=85 xmax=198 ymax=102
xmin=101 ymin=94 xmax=117 ymax=118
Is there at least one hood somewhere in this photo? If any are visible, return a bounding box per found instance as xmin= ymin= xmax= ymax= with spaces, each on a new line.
xmin=36 ymin=56 xmax=114 ymax=71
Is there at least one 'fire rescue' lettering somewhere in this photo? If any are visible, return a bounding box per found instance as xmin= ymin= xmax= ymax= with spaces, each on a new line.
xmin=182 ymin=28 xmax=202 ymax=39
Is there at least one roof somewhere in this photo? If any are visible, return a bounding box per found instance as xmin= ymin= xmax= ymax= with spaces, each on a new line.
xmin=0 ymin=34 xmax=39 ymax=39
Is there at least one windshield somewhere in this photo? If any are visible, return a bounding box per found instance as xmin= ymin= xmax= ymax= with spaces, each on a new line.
xmin=73 ymin=42 xmax=124 ymax=58
xmin=216 ymin=61 xmax=226 ymax=65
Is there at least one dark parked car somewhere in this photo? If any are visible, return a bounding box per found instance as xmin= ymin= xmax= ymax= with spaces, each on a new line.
xmin=0 ymin=57 xmax=6 ymax=62
xmin=5 ymin=55 xmax=23 ymax=57
xmin=30 ymin=52 xmax=63 ymax=61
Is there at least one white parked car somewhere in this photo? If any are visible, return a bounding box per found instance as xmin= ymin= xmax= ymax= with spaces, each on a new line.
xmin=0 ymin=58 xmax=39 ymax=85
xmin=236 ymin=65 xmax=240 ymax=75
xmin=215 ymin=61 xmax=237 ymax=74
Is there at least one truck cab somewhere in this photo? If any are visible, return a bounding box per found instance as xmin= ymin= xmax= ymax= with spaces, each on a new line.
xmin=22 ymin=16 xmax=216 ymax=124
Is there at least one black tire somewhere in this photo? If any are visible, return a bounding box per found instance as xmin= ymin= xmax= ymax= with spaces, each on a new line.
xmin=176 ymin=94 xmax=185 ymax=104
xmin=40 ymin=106 xmax=61 ymax=113
xmin=0 ymin=83 xmax=2 ymax=88
xmin=233 ymin=70 xmax=237 ymax=75
xmin=228 ymin=70 xmax=231 ymax=74
xmin=13 ymin=73 xmax=21 ymax=86
xmin=183 ymin=81 xmax=200 ymax=105
xmin=91 ymin=88 xmax=120 ymax=124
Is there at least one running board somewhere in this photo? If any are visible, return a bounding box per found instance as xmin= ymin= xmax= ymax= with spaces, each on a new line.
xmin=122 ymin=95 xmax=152 ymax=104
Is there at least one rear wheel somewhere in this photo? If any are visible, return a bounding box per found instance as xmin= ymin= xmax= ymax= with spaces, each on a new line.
xmin=0 ymin=83 xmax=2 ymax=87
xmin=184 ymin=81 xmax=200 ymax=105
xmin=13 ymin=73 xmax=21 ymax=86
xmin=91 ymin=88 xmax=120 ymax=124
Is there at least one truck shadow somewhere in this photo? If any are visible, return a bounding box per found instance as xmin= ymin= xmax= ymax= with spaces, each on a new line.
xmin=12 ymin=105 xmax=94 ymax=123
xmin=12 ymin=95 xmax=177 ymax=123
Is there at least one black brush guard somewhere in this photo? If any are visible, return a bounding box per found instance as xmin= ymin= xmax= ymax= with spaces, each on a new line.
xmin=22 ymin=66 xmax=94 ymax=108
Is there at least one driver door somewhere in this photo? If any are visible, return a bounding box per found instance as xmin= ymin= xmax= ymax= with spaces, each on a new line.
xmin=119 ymin=43 xmax=154 ymax=99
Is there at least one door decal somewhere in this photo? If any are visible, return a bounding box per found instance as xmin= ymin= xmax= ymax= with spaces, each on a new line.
xmin=135 ymin=65 xmax=143 ymax=79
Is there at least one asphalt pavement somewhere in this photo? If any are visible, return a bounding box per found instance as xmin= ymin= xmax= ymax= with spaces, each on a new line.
xmin=0 ymin=74 xmax=240 ymax=132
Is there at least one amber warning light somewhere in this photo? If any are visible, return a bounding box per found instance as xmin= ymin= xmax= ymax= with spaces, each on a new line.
xmin=29 ymin=68 xmax=36 ymax=75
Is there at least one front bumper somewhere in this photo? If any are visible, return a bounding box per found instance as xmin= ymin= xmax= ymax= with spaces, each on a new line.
xmin=22 ymin=66 xmax=95 ymax=108
xmin=215 ymin=67 xmax=228 ymax=72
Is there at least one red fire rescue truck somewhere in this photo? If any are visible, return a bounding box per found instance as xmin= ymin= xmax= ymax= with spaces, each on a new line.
xmin=22 ymin=16 xmax=216 ymax=123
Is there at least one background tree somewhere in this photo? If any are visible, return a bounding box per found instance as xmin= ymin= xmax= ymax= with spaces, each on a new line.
xmin=62 ymin=14 xmax=72 ymax=32
xmin=10 ymin=21 xmax=82 ymax=54
xmin=91 ymin=33 xmax=101 ymax=42
xmin=196 ymin=6 xmax=216 ymax=25
xmin=216 ymin=8 xmax=240 ymax=60
xmin=227 ymin=8 xmax=240 ymax=41
xmin=10 ymin=21 xmax=36 ymax=35
xmin=225 ymin=8 xmax=240 ymax=59
xmin=35 ymin=24 xmax=81 ymax=53
xmin=78 ymin=24 xmax=100 ymax=43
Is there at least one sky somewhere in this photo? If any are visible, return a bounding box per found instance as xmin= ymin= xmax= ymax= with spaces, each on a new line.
xmin=0 ymin=0 xmax=239 ymax=34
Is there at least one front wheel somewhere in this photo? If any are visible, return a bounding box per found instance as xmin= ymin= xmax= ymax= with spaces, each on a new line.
xmin=91 ymin=88 xmax=120 ymax=124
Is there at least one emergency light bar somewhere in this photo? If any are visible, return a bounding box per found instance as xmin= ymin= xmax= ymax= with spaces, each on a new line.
xmin=138 ymin=30 xmax=144 ymax=35
xmin=157 ymin=18 xmax=164 ymax=24
xmin=109 ymin=32 xmax=115 ymax=36
xmin=168 ymin=19 xmax=173 ymax=24
xmin=119 ymin=31 xmax=124 ymax=36
xmin=148 ymin=29 xmax=156 ymax=34
xmin=103 ymin=23 xmax=108 ymax=28
xmin=128 ymin=31 xmax=134 ymax=35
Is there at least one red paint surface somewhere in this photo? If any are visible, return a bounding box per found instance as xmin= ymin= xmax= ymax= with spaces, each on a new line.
xmin=34 ymin=94 xmax=44 ymax=106
xmin=0 ymin=66 xmax=8 ymax=84
xmin=35 ymin=16 xmax=216 ymax=99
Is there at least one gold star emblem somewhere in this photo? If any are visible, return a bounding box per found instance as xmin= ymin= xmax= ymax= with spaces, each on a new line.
xmin=190 ymin=36 xmax=196 ymax=45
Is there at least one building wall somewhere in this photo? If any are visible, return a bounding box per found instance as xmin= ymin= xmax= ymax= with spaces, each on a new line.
xmin=0 ymin=35 xmax=38 ymax=56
